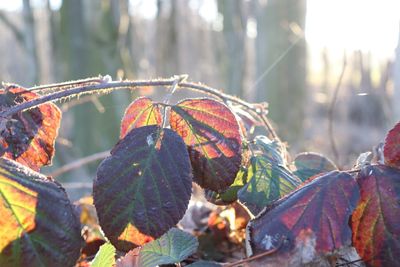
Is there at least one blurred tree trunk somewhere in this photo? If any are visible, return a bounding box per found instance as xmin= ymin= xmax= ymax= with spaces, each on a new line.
xmin=218 ymin=1 xmax=246 ymax=97
xmin=155 ymin=0 xmax=179 ymax=76
xmin=394 ymin=25 xmax=400 ymax=122
xmin=53 ymin=0 xmax=131 ymax=180
xmin=255 ymin=0 xmax=307 ymax=142
xmin=23 ymin=0 xmax=40 ymax=84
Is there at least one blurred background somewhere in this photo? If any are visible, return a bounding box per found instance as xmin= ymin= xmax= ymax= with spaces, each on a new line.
xmin=0 ymin=0 xmax=399 ymax=199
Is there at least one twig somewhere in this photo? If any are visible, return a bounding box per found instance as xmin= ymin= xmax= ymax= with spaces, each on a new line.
xmin=28 ymin=75 xmax=108 ymax=92
xmin=47 ymin=150 xmax=110 ymax=177
xmin=61 ymin=182 xmax=93 ymax=189
xmin=328 ymin=54 xmax=347 ymax=168
xmin=224 ymin=238 xmax=285 ymax=267
xmin=162 ymin=75 xmax=187 ymax=128
xmin=0 ymin=77 xmax=277 ymax=138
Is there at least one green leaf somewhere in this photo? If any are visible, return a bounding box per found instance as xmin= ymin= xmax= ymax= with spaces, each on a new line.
xmin=139 ymin=228 xmax=199 ymax=267
xmin=0 ymin=158 xmax=82 ymax=267
xmin=91 ymin=242 xmax=116 ymax=267
xmin=205 ymin=167 xmax=248 ymax=205
xmin=238 ymin=156 xmax=301 ymax=215
xmin=169 ymin=98 xmax=242 ymax=192
xmin=254 ymin=135 xmax=287 ymax=165
xmin=93 ymin=125 xmax=193 ymax=251
xmin=293 ymin=152 xmax=337 ymax=181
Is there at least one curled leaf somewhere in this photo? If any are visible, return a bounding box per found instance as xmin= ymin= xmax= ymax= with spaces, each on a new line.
xmin=93 ymin=125 xmax=192 ymax=251
xmin=0 ymin=158 xmax=82 ymax=266
xmin=120 ymin=97 xmax=162 ymax=139
xmin=170 ymin=98 xmax=242 ymax=192
xmin=0 ymin=86 xmax=61 ymax=170
xmin=247 ymin=171 xmax=360 ymax=256
xmin=352 ymin=165 xmax=400 ymax=267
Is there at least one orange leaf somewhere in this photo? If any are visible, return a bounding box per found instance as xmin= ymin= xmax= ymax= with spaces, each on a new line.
xmin=169 ymin=98 xmax=242 ymax=192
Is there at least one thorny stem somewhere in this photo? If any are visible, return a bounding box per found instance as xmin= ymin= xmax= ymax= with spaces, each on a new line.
xmin=0 ymin=76 xmax=278 ymax=140
xmin=162 ymin=75 xmax=187 ymax=128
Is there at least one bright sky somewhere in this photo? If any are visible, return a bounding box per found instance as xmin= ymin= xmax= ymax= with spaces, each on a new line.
xmin=1 ymin=0 xmax=399 ymax=61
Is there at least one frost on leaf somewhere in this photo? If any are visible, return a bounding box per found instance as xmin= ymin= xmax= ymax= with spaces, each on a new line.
xmin=0 ymin=86 xmax=61 ymax=171
xmin=247 ymin=171 xmax=359 ymax=258
xmin=93 ymin=125 xmax=192 ymax=251
xmin=169 ymin=98 xmax=242 ymax=192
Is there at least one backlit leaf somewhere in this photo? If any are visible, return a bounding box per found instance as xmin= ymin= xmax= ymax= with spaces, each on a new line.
xmin=383 ymin=121 xmax=400 ymax=168
xmin=293 ymin=152 xmax=337 ymax=182
xmin=169 ymin=98 xmax=242 ymax=192
xmin=247 ymin=171 xmax=359 ymax=256
xmin=254 ymin=135 xmax=287 ymax=166
xmin=0 ymin=157 xmax=82 ymax=267
xmin=352 ymin=165 xmax=400 ymax=267
xmin=0 ymin=86 xmax=61 ymax=171
xmin=91 ymin=242 xmax=116 ymax=267
xmin=238 ymin=156 xmax=301 ymax=215
xmin=93 ymin=125 xmax=192 ymax=251
xmin=120 ymin=97 xmax=162 ymax=139
xmin=205 ymin=167 xmax=248 ymax=205
xmin=139 ymin=228 xmax=198 ymax=267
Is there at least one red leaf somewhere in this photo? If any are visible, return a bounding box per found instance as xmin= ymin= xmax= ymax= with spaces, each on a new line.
xmin=352 ymin=165 xmax=400 ymax=267
xmin=169 ymin=98 xmax=242 ymax=192
xmin=120 ymin=97 xmax=162 ymax=139
xmin=383 ymin=121 xmax=400 ymax=168
xmin=248 ymin=171 xmax=360 ymax=256
xmin=0 ymin=86 xmax=61 ymax=170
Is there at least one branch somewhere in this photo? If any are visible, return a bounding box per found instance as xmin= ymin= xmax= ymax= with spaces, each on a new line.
xmin=224 ymin=238 xmax=284 ymax=267
xmin=47 ymin=150 xmax=110 ymax=177
xmin=328 ymin=54 xmax=347 ymax=168
xmin=0 ymin=76 xmax=278 ymax=141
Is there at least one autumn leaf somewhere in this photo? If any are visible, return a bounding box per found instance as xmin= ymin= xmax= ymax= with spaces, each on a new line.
xmin=0 ymin=158 xmax=82 ymax=266
xmin=383 ymin=121 xmax=400 ymax=168
xmin=120 ymin=97 xmax=162 ymax=138
xmin=170 ymin=98 xmax=242 ymax=192
xmin=93 ymin=125 xmax=192 ymax=251
xmin=352 ymin=165 xmax=400 ymax=267
xmin=247 ymin=171 xmax=359 ymax=257
xmin=0 ymin=86 xmax=61 ymax=171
